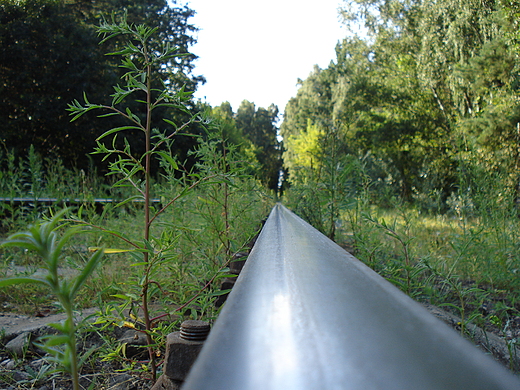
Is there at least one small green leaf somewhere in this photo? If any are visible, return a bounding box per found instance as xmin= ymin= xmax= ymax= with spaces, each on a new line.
xmin=130 ymin=262 xmax=148 ymax=267
xmin=0 ymin=277 xmax=49 ymax=288
xmin=111 ymin=293 xmax=139 ymax=301
xmin=43 ymin=335 xmax=71 ymax=347
xmin=163 ymin=118 xmax=177 ymax=127
xmin=156 ymin=151 xmax=178 ymax=170
xmin=209 ymin=289 xmax=232 ymax=296
xmin=71 ymin=249 xmax=104 ymax=296
xmin=215 ymin=274 xmax=237 ymax=280
xmin=96 ymin=126 xmax=143 ymax=141
xmin=111 ymin=294 xmax=133 ymax=301
xmin=129 ymin=251 xmax=145 ymax=263
xmin=46 ymin=322 xmax=68 ymax=333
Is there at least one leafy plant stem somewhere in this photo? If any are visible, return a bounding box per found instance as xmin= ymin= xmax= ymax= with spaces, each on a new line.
xmin=65 ymin=304 xmax=80 ymax=390
xmin=367 ymin=215 xmax=413 ymax=294
xmin=141 ymin=58 xmax=157 ymax=381
xmin=221 ymin=143 xmax=231 ymax=259
xmin=150 ymin=257 xmax=233 ymax=326
xmin=0 ymin=210 xmax=104 ymax=390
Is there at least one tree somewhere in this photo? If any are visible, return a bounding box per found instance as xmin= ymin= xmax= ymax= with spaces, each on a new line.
xmin=0 ymin=0 xmax=203 ymax=171
xmin=210 ymin=102 xmax=254 ymax=153
xmin=0 ymin=0 xmax=114 ymax=165
xmin=236 ymin=100 xmax=283 ymax=191
xmin=281 ymin=60 xmax=372 ymax=238
xmin=333 ymin=0 xmax=520 ymax=207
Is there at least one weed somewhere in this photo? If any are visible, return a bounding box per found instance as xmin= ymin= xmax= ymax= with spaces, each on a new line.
xmin=363 ymin=209 xmax=421 ymax=295
xmin=0 ymin=209 xmax=104 ymax=390
xmin=64 ymin=14 xmax=273 ymax=382
xmin=67 ymin=15 xmax=205 ymax=380
xmin=490 ymin=314 xmax=520 ymax=370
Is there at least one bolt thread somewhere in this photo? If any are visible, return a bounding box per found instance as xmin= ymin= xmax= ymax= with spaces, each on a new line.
xmin=180 ymin=320 xmax=210 ymax=341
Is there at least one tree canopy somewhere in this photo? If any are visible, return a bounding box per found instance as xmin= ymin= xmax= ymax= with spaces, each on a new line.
xmin=282 ymin=0 xmax=520 ymax=210
xmin=235 ymin=100 xmax=283 ymax=191
xmin=5 ymin=0 xmax=519 ymax=200
xmin=0 ymin=0 xmax=202 ymax=170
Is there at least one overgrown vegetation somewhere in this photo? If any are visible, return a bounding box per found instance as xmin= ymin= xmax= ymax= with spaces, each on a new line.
xmin=0 ymin=15 xmax=272 ymax=388
xmin=2 ymin=0 xmax=520 ymax=387
xmin=285 ymin=147 xmax=520 ymax=372
xmin=0 ymin=210 xmax=104 ymax=390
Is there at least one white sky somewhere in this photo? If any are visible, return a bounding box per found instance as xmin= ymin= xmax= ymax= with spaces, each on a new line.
xmin=185 ymin=0 xmax=347 ymax=114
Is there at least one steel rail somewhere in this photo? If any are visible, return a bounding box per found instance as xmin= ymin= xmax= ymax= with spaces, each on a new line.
xmin=183 ymin=203 xmax=520 ymax=390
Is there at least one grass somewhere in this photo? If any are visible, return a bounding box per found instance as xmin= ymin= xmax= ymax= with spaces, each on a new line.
xmin=0 ymin=170 xmax=271 ymax=385
xmin=344 ymin=204 xmax=519 ymax=287
xmin=0 ymin=161 xmax=271 ymax=315
xmin=0 ymin=141 xmax=267 ymax=303
xmin=3 ymin=183 xmax=519 ymax=314
xmin=0 ymin=200 xmax=265 ymax=312
xmin=2 ymin=150 xmax=519 ymax=378
xmin=340 ymin=203 xmax=520 ymax=349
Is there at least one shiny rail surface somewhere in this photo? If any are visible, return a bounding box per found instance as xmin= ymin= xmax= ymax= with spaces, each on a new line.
xmin=183 ymin=204 xmax=520 ymax=390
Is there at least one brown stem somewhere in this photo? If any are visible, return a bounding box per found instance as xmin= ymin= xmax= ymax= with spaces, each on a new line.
xmin=141 ymin=57 xmax=156 ymax=382
xmin=222 ymin=143 xmax=231 ymax=259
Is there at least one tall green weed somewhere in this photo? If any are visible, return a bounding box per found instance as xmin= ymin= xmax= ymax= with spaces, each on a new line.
xmin=65 ymin=15 xmax=273 ymax=382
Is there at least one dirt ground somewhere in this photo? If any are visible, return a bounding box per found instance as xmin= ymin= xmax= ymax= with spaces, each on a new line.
xmin=0 ymin=301 xmax=519 ymax=389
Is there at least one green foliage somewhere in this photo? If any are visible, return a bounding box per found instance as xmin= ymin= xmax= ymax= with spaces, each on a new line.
xmin=190 ymin=115 xmax=269 ymax=263
xmin=235 ymin=100 xmax=284 ymax=191
xmin=64 ymin=15 xmax=276 ymax=383
xmin=285 ymin=145 xmax=368 ymax=240
xmin=364 ymin=212 xmax=419 ymax=295
xmin=0 ymin=7 xmax=273 ymax=381
xmin=0 ymin=209 xmax=104 ymax=390
xmin=283 ymin=70 xmax=371 ymax=239
xmin=0 ymin=0 xmax=202 ymax=172
xmin=0 ymin=146 xmax=114 ymax=233
xmin=285 ymin=0 xmax=520 ymax=212
xmin=341 ymin=199 xmax=520 ymax=372
xmin=66 ymin=15 xmax=200 ymax=380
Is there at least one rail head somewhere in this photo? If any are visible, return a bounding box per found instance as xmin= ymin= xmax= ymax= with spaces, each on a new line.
xmin=183 ymin=203 xmax=520 ymax=390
